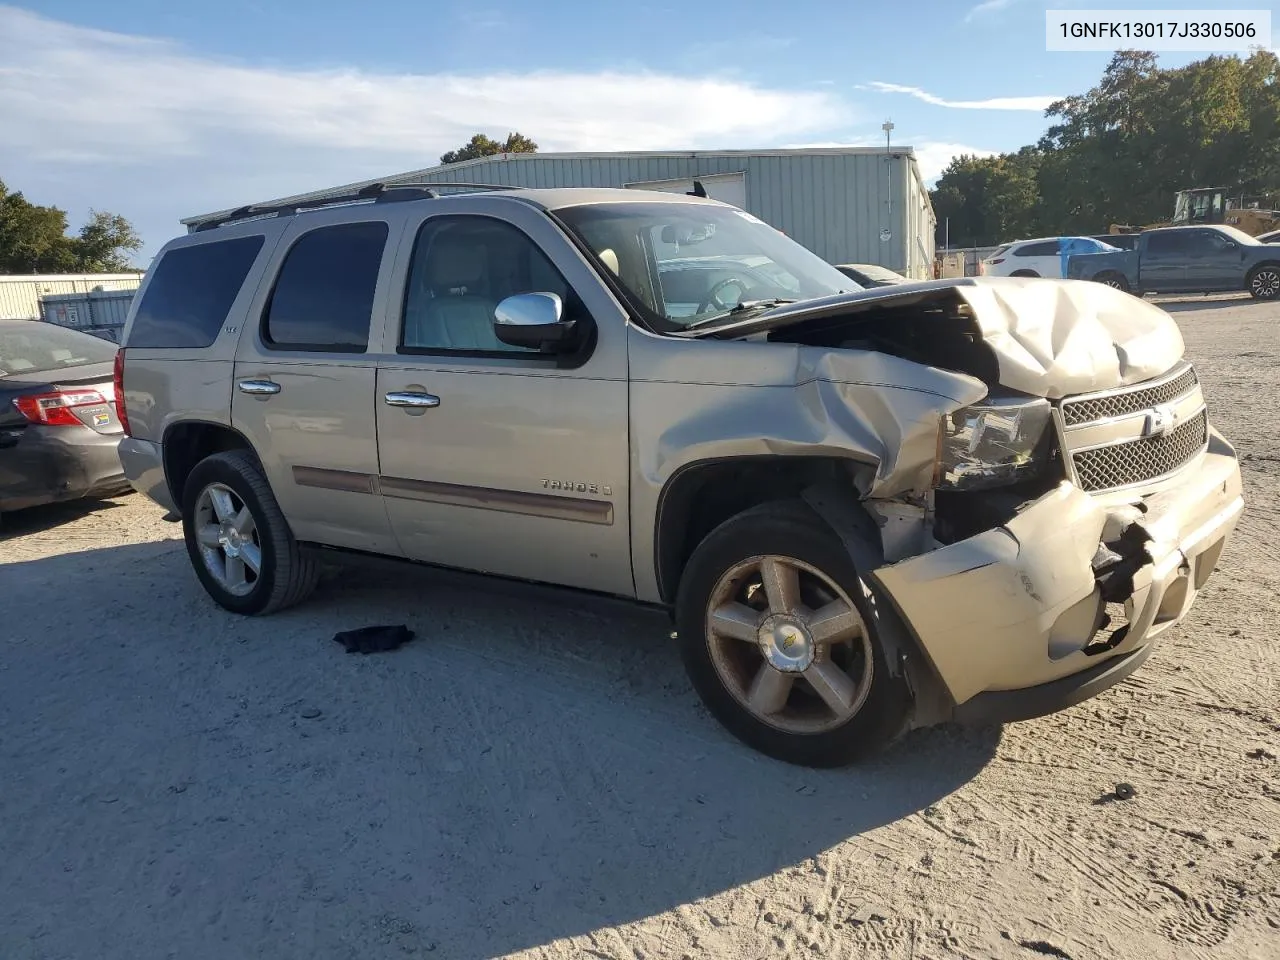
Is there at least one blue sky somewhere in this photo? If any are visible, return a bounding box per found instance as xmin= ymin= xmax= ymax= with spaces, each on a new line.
xmin=3 ymin=0 xmax=1277 ymax=260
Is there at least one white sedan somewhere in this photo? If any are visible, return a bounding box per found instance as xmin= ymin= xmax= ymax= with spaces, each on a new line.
xmin=982 ymin=236 xmax=1119 ymax=279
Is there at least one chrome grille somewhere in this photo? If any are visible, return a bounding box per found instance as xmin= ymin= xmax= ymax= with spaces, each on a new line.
xmin=1072 ymin=410 xmax=1208 ymax=492
xmin=1061 ymin=366 xmax=1198 ymax=426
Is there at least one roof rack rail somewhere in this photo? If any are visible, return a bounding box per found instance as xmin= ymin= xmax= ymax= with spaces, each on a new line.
xmin=382 ymin=181 xmax=519 ymax=193
xmin=194 ymin=182 xmax=392 ymax=231
xmin=193 ymin=181 xmax=518 ymax=231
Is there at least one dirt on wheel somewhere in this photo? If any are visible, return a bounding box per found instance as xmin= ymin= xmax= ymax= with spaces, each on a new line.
xmin=1 ymin=294 xmax=1277 ymax=959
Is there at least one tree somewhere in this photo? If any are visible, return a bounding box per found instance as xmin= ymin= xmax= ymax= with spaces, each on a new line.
xmin=72 ymin=210 xmax=142 ymax=272
xmin=931 ymin=148 xmax=1042 ymax=248
xmin=440 ymin=132 xmax=538 ymax=164
xmin=0 ymin=179 xmax=140 ymax=274
xmin=930 ymin=49 xmax=1280 ymax=244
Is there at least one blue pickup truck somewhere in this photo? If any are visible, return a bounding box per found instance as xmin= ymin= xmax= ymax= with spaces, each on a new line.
xmin=1067 ymin=224 xmax=1280 ymax=300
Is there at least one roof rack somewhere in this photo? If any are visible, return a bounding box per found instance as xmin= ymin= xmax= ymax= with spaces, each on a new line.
xmin=384 ymin=181 xmax=519 ymax=193
xmin=193 ymin=181 xmax=518 ymax=231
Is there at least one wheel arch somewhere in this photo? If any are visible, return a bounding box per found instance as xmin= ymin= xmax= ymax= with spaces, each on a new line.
xmin=162 ymin=420 xmax=259 ymax=514
xmin=653 ymin=455 xmax=875 ymax=606
xmin=656 ymin=461 xmax=955 ymax=728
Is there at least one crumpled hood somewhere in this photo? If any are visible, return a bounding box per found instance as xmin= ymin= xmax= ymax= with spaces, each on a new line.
xmin=741 ymin=277 xmax=1185 ymax=400
xmin=955 ymin=279 xmax=1183 ymax=397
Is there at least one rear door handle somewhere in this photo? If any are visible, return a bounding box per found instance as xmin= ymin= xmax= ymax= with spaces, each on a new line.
xmin=384 ymin=391 xmax=441 ymax=409
xmin=238 ymin=379 xmax=281 ymax=396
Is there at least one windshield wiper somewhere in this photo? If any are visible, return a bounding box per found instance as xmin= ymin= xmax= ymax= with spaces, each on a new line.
xmin=682 ymin=298 xmax=797 ymax=331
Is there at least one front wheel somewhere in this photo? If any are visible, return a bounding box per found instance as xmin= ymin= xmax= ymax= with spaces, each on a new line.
xmin=675 ymin=501 xmax=909 ymax=767
xmin=1248 ymin=265 xmax=1280 ymax=300
xmin=181 ymin=450 xmax=319 ymax=615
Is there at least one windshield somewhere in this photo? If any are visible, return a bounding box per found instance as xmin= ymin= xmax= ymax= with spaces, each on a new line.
xmin=1218 ymin=225 xmax=1260 ymax=245
xmin=0 ymin=321 xmax=118 ymax=377
xmin=555 ymin=202 xmax=862 ymax=331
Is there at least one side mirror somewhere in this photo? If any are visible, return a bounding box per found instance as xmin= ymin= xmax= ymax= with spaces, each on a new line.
xmin=493 ymin=292 xmax=574 ymax=349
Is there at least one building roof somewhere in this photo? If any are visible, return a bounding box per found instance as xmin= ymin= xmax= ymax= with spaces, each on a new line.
xmin=182 ymin=146 xmax=919 ymax=227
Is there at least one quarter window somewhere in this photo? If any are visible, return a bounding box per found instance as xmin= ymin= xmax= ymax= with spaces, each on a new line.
xmin=127 ymin=235 xmax=264 ymax=349
xmin=1014 ymin=241 xmax=1061 ymax=257
xmin=263 ymin=222 xmax=388 ymax=352
xmin=400 ymin=216 xmax=578 ymax=355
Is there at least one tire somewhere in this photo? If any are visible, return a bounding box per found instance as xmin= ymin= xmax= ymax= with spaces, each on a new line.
xmin=1247 ymin=264 xmax=1280 ymax=300
xmin=1009 ymin=269 xmax=1039 ymax=278
xmin=1096 ymin=272 xmax=1130 ymax=293
xmin=675 ymin=500 xmax=910 ymax=767
xmin=181 ymin=450 xmax=319 ymax=615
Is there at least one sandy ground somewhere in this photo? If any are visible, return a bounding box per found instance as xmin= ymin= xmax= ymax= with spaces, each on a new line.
xmin=1 ymin=295 xmax=1277 ymax=960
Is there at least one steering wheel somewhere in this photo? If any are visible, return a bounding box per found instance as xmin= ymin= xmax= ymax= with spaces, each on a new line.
xmin=697 ymin=277 xmax=749 ymax=314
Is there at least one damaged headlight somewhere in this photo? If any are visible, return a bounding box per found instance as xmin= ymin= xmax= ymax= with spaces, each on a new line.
xmin=934 ymin=397 xmax=1053 ymax=491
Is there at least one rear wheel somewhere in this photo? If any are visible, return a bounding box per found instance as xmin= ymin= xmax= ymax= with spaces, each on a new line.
xmin=1009 ymin=269 xmax=1039 ymax=278
xmin=1247 ymin=264 xmax=1280 ymax=300
xmin=181 ymin=450 xmax=318 ymax=615
xmin=1096 ymin=272 xmax=1130 ymax=293
xmin=675 ymin=501 xmax=909 ymax=767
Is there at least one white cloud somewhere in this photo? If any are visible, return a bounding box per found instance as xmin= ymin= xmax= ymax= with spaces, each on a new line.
xmin=864 ymin=81 xmax=1058 ymax=112
xmin=0 ymin=5 xmax=847 ymax=258
xmin=964 ymin=0 xmax=1022 ymax=22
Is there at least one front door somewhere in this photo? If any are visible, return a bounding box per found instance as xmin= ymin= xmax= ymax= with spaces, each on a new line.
xmin=232 ymin=212 xmax=401 ymax=556
xmin=1182 ymin=229 xmax=1244 ymax=292
xmin=374 ymin=202 xmax=633 ymax=596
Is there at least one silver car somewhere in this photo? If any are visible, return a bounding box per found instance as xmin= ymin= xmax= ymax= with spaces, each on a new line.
xmin=116 ymin=185 xmax=1244 ymax=767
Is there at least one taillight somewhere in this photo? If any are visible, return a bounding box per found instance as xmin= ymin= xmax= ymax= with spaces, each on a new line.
xmin=113 ymin=348 xmax=131 ymax=436
xmin=13 ymin=390 xmax=108 ymax=426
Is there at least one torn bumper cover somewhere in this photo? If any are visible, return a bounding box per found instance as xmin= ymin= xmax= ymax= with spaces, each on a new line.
xmin=870 ymin=430 xmax=1243 ymax=725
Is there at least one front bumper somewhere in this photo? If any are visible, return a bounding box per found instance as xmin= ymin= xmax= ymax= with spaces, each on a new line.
xmin=871 ymin=429 xmax=1243 ymax=723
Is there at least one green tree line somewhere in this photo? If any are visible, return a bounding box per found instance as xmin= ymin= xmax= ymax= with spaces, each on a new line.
xmin=931 ymin=49 xmax=1280 ymax=247
xmin=0 ymin=179 xmax=141 ymax=274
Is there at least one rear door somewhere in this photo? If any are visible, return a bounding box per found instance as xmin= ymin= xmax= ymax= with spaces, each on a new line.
xmin=1009 ymin=240 xmax=1061 ymax=277
xmin=373 ymin=199 xmax=633 ymax=596
xmin=1138 ymin=232 xmax=1189 ymax=292
xmin=231 ymin=211 xmax=402 ymax=555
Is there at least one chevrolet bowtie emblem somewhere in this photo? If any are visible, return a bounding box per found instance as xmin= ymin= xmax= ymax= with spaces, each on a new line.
xmin=1144 ymin=403 xmax=1178 ymax=439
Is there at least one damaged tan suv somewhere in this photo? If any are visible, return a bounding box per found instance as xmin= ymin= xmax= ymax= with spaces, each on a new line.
xmin=116 ymin=184 xmax=1244 ymax=767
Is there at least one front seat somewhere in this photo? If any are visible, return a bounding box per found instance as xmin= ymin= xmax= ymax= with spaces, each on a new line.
xmin=404 ymin=242 xmax=506 ymax=351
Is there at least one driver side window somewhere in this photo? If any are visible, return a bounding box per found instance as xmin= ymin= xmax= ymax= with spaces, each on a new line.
xmin=399 ymin=216 xmax=575 ymax=355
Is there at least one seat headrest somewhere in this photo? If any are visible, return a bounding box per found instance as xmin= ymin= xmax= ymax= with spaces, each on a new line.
xmin=427 ymin=242 xmax=485 ymax=290
xmin=598 ymin=248 xmax=620 ymax=275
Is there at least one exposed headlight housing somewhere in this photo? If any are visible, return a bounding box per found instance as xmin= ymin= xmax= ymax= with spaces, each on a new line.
xmin=934 ymin=397 xmax=1053 ymax=491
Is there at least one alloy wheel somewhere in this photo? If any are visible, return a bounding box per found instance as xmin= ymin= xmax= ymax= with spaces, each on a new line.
xmin=192 ymin=482 xmax=262 ymax=597
xmin=704 ymin=555 xmax=874 ymax=734
xmin=1251 ymin=269 xmax=1280 ymax=298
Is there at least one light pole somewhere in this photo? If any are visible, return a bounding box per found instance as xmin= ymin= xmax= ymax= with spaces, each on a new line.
xmin=882 ymin=119 xmax=895 ymax=264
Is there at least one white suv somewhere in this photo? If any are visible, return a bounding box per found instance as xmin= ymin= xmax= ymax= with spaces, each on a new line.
xmin=983 ymin=237 xmax=1118 ymax=279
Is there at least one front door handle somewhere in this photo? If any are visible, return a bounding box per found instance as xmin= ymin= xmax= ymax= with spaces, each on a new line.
xmin=238 ymin=379 xmax=281 ymax=396
xmin=384 ymin=391 xmax=441 ymax=409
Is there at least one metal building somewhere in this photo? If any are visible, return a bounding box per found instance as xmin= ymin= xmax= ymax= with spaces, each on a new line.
xmin=0 ymin=273 xmax=143 ymax=321
xmin=183 ymin=148 xmax=937 ymax=279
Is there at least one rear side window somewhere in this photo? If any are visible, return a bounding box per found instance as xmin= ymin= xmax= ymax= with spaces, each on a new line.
xmin=263 ymin=222 xmax=388 ymax=352
xmin=127 ymin=236 xmax=264 ymax=349
xmin=1015 ymin=241 xmax=1061 ymax=257
xmin=1146 ymin=233 xmax=1188 ymax=255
